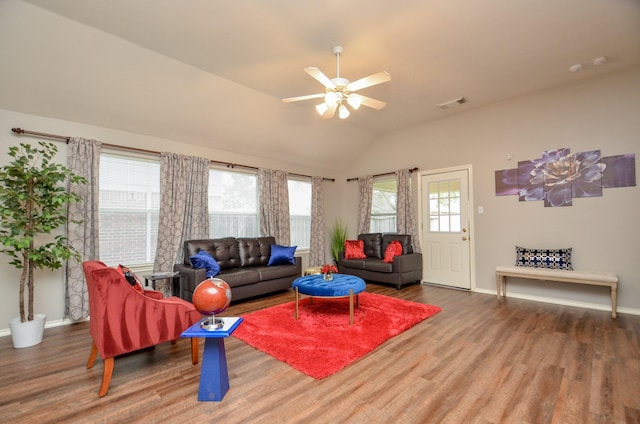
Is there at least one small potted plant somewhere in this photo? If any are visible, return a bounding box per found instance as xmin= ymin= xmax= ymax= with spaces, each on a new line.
xmin=0 ymin=141 xmax=86 ymax=348
xmin=329 ymin=219 xmax=348 ymax=264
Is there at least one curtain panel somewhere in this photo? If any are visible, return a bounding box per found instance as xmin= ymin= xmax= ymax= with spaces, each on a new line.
xmin=396 ymin=168 xmax=421 ymax=253
xmin=65 ymin=137 xmax=101 ymax=320
xmin=357 ymin=175 xmax=373 ymax=235
xmin=258 ymin=168 xmax=290 ymax=245
xmin=154 ymin=153 xmax=210 ymax=296
xmin=309 ymin=176 xmax=326 ymax=266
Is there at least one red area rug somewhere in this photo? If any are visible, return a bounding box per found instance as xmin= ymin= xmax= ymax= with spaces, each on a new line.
xmin=232 ymin=292 xmax=441 ymax=379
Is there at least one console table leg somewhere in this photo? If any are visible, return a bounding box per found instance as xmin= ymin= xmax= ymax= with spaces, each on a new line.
xmin=198 ymin=338 xmax=229 ymax=401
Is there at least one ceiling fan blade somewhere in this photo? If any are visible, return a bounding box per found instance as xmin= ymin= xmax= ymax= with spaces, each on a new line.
xmin=346 ymin=71 xmax=391 ymax=92
xmin=282 ymin=93 xmax=324 ymax=103
xmin=305 ymin=67 xmax=336 ymax=89
xmin=351 ymin=94 xmax=387 ymax=110
xmin=322 ymin=103 xmax=338 ymax=119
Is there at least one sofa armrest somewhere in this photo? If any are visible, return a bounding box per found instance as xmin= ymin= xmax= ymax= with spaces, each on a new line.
xmin=174 ymin=263 xmax=206 ymax=300
xmin=392 ymin=252 xmax=423 ymax=273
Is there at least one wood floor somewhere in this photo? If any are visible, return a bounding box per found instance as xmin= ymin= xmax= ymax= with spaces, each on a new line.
xmin=1 ymin=283 xmax=639 ymax=424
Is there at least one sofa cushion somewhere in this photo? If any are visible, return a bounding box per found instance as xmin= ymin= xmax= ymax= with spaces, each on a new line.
xmin=339 ymin=257 xmax=366 ymax=270
xmin=210 ymin=237 xmax=242 ymax=269
xmin=364 ymin=259 xmax=393 ymax=273
xmin=258 ymin=262 xmax=300 ymax=280
xmin=344 ymin=240 xmax=367 ymax=260
xmin=383 ymin=240 xmax=403 ymax=263
xmin=238 ymin=237 xmax=274 ymax=267
xmin=268 ymin=244 xmax=297 ymax=266
xmin=382 ymin=234 xmax=413 ymax=255
xmin=183 ymin=239 xmax=214 ymax=264
xmin=217 ymin=268 xmax=261 ymax=288
xmin=190 ymin=250 xmax=221 ymax=278
xmin=358 ymin=233 xmax=383 ymax=258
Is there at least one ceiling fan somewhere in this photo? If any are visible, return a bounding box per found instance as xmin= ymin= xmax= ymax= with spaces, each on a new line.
xmin=282 ymin=46 xmax=391 ymax=119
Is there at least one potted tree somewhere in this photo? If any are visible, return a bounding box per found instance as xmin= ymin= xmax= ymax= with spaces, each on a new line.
xmin=0 ymin=141 xmax=86 ymax=348
xmin=329 ymin=218 xmax=348 ymax=264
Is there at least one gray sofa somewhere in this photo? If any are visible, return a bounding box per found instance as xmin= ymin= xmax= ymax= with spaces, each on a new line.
xmin=338 ymin=233 xmax=422 ymax=290
xmin=174 ymin=236 xmax=301 ymax=302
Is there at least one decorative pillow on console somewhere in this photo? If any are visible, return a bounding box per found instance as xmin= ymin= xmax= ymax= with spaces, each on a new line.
xmin=190 ymin=250 xmax=221 ymax=278
xmin=267 ymin=244 xmax=297 ymax=266
xmin=383 ymin=240 xmax=403 ymax=263
xmin=515 ymin=246 xmax=573 ymax=270
xmin=344 ymin=239 xmax=367 ymax=260
xmin=117 ymin=264 xmax=144 ymax=293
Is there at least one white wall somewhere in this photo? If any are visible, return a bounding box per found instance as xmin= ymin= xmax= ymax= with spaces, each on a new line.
xmin=333 ymin=65 xmax=640 ymax=314
xmin=0 ymin=108 xmax=318 ymax=334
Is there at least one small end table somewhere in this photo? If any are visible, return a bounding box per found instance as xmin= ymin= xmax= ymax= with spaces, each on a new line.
xmin=143 ymin=272 xmax=184 ymax=297
xmin=181 ymin=317 xmax=243 ymax=402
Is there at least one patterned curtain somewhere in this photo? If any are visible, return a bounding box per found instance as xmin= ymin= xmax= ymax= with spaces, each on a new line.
xmin=357 ymin=175 xmax=373 ymax=235
xmin=309 ymin=176 xmax=325 ymax=266
xmin=258 ymin=168 xmax=290 ymax=245
xmin=396 ymin=169 xmax=422 ymax=253
xmin=65 ymin=137 xmax=101 ymax=320
xmin=154 ymin=153 xmax=210 ymax=296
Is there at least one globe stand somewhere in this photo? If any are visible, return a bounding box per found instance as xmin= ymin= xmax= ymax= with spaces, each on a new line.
xmin=200 ymin=314 xmax=224 ymax=331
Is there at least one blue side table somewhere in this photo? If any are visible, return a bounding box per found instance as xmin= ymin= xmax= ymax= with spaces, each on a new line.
xmin=181 ymin=317 xmax=243 ymax=401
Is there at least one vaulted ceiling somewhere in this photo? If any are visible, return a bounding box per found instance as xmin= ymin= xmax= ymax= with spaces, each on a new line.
xmin=3 ymin=0 xmax=640 ymax=171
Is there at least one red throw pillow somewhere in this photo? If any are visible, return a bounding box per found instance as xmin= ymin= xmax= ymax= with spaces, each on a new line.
xmin=344 ymin=240 xmax=367 ymax=260
xmin=117 ymin=264 xmax=145 ymax=294
xmin=383 ymin=240 xmax=403 ymax=263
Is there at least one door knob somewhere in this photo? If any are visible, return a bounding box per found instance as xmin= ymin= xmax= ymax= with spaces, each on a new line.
xmin=462 ymin=236 xmax=468 ymax=241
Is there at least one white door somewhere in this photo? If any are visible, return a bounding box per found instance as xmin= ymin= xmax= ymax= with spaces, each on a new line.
xmin=420 ymin=168 xmax=472 ymax=289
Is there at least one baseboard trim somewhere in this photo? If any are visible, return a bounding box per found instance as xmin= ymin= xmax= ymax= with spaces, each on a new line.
xmin=473 ymin=287 xmax=640 ymax=316
xmin=0 ymin=316 xmax=89 ymax=338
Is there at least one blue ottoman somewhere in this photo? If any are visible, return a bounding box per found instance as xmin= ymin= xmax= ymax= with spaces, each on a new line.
xmin=292 ymin=274 xmax=366 ymax=325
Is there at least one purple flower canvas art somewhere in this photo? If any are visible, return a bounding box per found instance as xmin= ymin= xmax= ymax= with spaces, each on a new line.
xmin=494 ymin=148 xmax=635 ymax=207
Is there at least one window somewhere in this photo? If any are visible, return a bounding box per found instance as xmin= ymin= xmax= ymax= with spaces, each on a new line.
xmin=288 ymin=179 xmax=311 ymax=248
xmin=99 ymin=154 xmax=160 ymax=266
xmin=371 ymin=179 xmax=397 ymax=232
xmin=208 ymin=169 xmax=259 ymax=238
xmin=429 ymin=179 xmax=461 ymax=232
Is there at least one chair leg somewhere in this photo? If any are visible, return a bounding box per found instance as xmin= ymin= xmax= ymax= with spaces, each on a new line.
xmin=87 ymin=341 xmax=99 ymax=369
xmin=191 ymin=338 xmax=199 ymax=365
xmin=99 ymin=357 xmax=114 ymax=397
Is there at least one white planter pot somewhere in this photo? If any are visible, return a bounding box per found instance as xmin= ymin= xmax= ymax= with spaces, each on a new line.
xmin=9 ymin=313 xmax=47 ymax=348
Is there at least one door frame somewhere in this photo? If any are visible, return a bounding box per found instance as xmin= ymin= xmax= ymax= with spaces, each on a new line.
xmin=417 ymin=164 xmax=476 ymax=291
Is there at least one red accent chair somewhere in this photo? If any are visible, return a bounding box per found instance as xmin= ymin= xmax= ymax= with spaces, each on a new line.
xmin=82 ymin=260 xmax=201 ymax=397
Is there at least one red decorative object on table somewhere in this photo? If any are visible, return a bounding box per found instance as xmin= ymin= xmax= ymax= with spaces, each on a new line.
xmin=192 ymin=278 xmax=232 ymax=330
xmin=321 ymin=263 xmax=338 ymax=281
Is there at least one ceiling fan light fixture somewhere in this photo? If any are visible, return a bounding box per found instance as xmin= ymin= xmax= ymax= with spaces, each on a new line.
xmin=338 ymin=104 xmax=350 ymax=119
xmin=347 ymin=94 xmax=361 ymax=110
xmin=316 ymin=103 xmax=329 ymax=116
xmin=324 ymin=91 xmax=338 ymax=106
xmin=283 ymin=46 xmax=390 ymax=119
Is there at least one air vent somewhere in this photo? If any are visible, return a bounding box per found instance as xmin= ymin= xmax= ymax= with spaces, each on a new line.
xmin=437 ymin=97 xmax=468 ymax=109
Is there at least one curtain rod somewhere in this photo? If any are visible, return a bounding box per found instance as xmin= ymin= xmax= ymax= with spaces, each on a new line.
xmin=11 ymin=127 xmax=335 ymax=182
xmin=346 ymin=167 xmax=418 ymax=182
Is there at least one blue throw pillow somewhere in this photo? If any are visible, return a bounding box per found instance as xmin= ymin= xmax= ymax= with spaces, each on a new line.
xmin=190 ymin=250 xmax=221 ymax=278
xmin=267 ymin=244 xmax=297 ymax=266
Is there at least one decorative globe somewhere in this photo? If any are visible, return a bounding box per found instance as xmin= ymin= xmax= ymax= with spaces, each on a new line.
xmin=192 ymin=278 xmax=232 ymax=330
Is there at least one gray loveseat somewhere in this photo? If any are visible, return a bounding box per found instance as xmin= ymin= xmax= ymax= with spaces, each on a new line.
xmin=338 ymin=233 xmax=422 ymax=290
xmin=174 ymin=236 xmax=301 ymax=302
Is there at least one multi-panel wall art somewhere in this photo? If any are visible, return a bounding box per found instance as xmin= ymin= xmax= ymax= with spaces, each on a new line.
xmin=495 ymin=148 xmax=636 ymax=207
